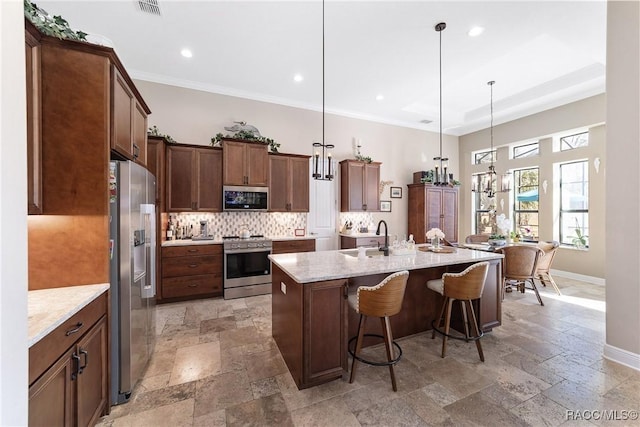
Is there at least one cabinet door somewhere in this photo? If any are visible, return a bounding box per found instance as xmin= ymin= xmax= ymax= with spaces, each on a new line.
xmin=76 ymin=317 xmax=108 ymax=427
xmin=268 ymin=155 xmax=289 ymax=211
xmin=222 ymin=140 xmax=247 ymax=185
xmin=363 ymin=163 xmax=380 ymax=212
xmin=132 ymin=101 xmax=148 ymax=165
xmin=342 ymin=161 xmax=365 ymax=211
xmin=112 ymin=67 xmax=134 ymax=159
xmin=29 ymin=348 xmax=74 ymax=427
xmin=146 ymin=137 xmax=165 ymax=207
xmin=289 ymin=157 xmax=310 ymax=212
xmin=246 ymin=143 xmax=269 ymax=186
xmin=166 ymin=146 xmax=195 ymax=211
xmin=426 ymin=187 xmax=443 ymax=231
xmin=441 ymin=188 xmax=458 ymax=243
xmin=26 ymin=30 xmax=43 ymax=214
xmin=195 ymin=148 xmax=222 ymax=212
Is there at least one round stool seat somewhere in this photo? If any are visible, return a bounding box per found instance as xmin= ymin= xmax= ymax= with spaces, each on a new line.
xmin=426 ymin=278 xmax=444 ymax=295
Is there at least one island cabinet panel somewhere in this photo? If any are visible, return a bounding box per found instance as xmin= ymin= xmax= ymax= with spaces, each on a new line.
xmin=222 ymin=139 xmax=269 ymax=186
xmin=269 ymin=153 xmax=310 ymax=212
xmin=340 ymin=160 xmax=381 ymax=212
xmin=408 ymin=184 xmax=458 ymax=244
xmin=272 ymin=239 xmax=316 ymax=254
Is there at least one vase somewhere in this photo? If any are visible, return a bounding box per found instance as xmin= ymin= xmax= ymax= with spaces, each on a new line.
xmin=431 ymin=236 xmax=441 ymax=249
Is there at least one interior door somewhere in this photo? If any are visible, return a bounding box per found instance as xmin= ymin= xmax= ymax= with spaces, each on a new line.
xmin=308 ymin=158 xmax=338 ymax=251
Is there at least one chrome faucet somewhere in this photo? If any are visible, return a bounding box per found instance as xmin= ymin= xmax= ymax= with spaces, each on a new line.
xmin=376 ymin=220 xmax=389 ymax=256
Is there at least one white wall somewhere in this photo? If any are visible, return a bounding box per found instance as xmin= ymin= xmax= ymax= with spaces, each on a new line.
xmin=604 ymin=0 xmax=640 ymax=369
xmin=135 ymin=80 xmax=459 ymax=240
xmin=0 ymin=0 xmax=29 ymax=424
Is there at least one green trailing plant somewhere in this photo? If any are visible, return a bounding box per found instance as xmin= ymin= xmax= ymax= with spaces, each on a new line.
xmin=148 ymin=126 xmax=176 ymax=143
xmin=24 ymin=0 xmax=87 ymax=41
xmin=489 ymin=233 xmax=506 ymax=240
xmin=211 ymin=131 xmax=280 ymax=153
xmin=355 ymin=154 xmax=372 ymax=163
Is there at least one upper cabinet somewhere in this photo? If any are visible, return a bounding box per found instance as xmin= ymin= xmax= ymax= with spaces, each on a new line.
xmin=166 ymin=144 xmax=222 ymax=212
xmin=112 ymin=66 xmax=148 ymax=165
xmin=269 ymin=153 xmax=310 ymax=212
xmin=407 ymin=184 xmax=459 ymax=244
xmin=146 ymin=136 xmax=166 ymax=210
xmin=25 ymin=24 xmax=42 ymax=214
xmin=222 ymin=139 xmax=269 ymax=186
xmin=339 ymin=160 xmax=381 ymax=212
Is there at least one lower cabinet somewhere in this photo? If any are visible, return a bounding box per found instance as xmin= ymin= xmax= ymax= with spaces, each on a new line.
xmin=340 ymin=235 xmax=386 ymax=249
xmin=161 ymin=244 xmax=223 ymax=300
xmin=29 ymin=293 xmax=108 ymax=427
xmin=272 ymin=239 xmax=316 ymax=254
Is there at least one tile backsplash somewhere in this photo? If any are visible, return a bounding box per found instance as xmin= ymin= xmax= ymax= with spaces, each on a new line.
xmin=172 ymin=212 xmax=307 ymax=238
xmin=339 ymin=212 xmax=374 ymax=232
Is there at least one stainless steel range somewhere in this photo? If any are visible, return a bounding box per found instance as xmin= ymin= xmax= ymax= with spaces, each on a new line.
xmin=223 ymin=235 xmax=272 ymax=299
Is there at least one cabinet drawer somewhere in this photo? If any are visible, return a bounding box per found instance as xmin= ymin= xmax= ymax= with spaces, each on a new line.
xmin=273 ymin=239 xmax=316 ymax=254
xmin=29 ymin=292 xmax=107 ymax=385
xmin=162 ymin=255 xmax=220 ymax=277
xmin=162 ymin=274 xmax=222 ymax=298
xmin=162 ymin=244 xmax=222 ymax=258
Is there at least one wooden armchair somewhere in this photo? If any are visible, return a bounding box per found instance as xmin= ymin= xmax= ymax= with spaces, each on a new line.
xmin=465 ymin=234 xmax=490 ymax=244
xmin=536 ymin=241 xmax=561 ymax=295
xmin=497 ymin=245 xmax=544 ymax=305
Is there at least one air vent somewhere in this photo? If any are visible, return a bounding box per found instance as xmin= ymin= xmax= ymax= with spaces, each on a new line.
xmin=138 ymin=0 xmax=161 ymax=16
xmin=419 ymin=119 xmax=433 ymax=124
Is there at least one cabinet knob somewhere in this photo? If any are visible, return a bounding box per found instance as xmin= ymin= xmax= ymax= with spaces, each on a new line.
xmin=188 ymin=264 xmax=199 ymax=268
xmin=188 ymin=283 xmax=199 ymax=288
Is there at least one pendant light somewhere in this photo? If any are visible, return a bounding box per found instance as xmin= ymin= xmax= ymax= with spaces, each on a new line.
xmin=472 ymin=80 xmax=511 ymax=197
xmin=312 ymin=0 xmax=334 ymax=181
xmin=433 ymin=22 xmax=449 ymax=186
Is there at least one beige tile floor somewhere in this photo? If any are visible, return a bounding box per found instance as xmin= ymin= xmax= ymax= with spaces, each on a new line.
xmin=97 ymin=276 xmax=640 ymax=426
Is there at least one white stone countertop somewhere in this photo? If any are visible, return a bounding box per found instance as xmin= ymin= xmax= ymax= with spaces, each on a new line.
xmin=269 ymin=245 xmax=503 ymax=284
xmin=28 ymin=283 xmax=109 ymax=347
xmin=161 ymin=235 xmax=317 ymax=246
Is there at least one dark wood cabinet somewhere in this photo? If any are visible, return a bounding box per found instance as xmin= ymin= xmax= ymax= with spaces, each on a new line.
xmin=407 ymin=184 xmax=459 ymax=244
xmin=166 ymin=144 xmax=222 ymax=212
xmin=339 ymin=160 xmax=381 ymax=212
xmin=161 ymin=244 xmax=223 ymax=300
xmin=222 ymin=139 xmax=269 ymax=186
xmin=339 ymin=235 xmax=386 ymax=249
xmin=111 ymin=66 xmax=148 ymax=164
xmin=269 ymin=153 xmax=310 ymax=212
xmin=29 ymin=292 xmax=108 ymax=427
xmin=272 ymin=239 xmax=316 ymax=254
xmin=25 ymin=25 xmax=42 ymax=215
xmin=147 ymin=136 xmax=166 ymax=300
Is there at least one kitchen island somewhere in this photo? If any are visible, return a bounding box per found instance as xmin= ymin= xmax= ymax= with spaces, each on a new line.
xmin=269 ymin=246 xmax=503 ymax=389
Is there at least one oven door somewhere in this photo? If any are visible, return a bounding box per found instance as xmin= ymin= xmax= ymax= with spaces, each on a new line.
xmin=224 ymin=248 xmax=272 ymax=288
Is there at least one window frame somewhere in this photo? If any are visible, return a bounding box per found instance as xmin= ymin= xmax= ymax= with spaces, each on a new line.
xmin=513 ymin=142 xmax=539 ymax=159
xmin=513 ymin=167 xmax=539 ymax=242
xmin=560 ymin=131 xmax=589 ymax=151
xmin=559 ymin=160 xmax=589 ymax=247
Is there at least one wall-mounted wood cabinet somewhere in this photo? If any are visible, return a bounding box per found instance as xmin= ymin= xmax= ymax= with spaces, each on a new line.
xmin=407 ymin=184 xmax=459 ymax=244
xmin=166 ymin=144 xmax=222 ymax=212
xmin=25 ymin=24 xmax=42 ymax=215
xmin=111 ymin=66 xmax=148 ymax=165
xmin=339 ymin=160 xmax=381 ymax=212
xmin=269 ymin=153 xmax=310 ymax=212
xmin=222 ymin=139 xmax=269 ymax=186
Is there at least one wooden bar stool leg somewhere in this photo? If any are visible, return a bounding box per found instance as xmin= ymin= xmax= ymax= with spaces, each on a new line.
xmin=349 ymin=314 xmax=367 ymax=384
xmin=432 ymin=297 xmax=447 ymax=339
xmin=460 ymin=300 xmax=471 ymax=341
xmin=442 ymin=297 xmax=453 ymax=358
xmin=466 ymin=301 xmax=484 ymax=362
xmin=380 ymin=316 xmax=397 ymax=392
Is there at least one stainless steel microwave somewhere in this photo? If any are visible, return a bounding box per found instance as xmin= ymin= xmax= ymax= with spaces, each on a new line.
xmin=223 ymin=186 xmax=268 ymax=211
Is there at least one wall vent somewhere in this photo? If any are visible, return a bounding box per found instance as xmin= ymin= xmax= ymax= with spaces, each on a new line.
xmin=419 ymin=119 xmax=433 ymax=124
xmin=138 ymin=0 xmax=161 ymax=16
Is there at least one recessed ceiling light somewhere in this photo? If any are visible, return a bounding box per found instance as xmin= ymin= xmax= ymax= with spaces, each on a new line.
xmin=293 ymin=74 xmax=304 ymax=83
xmin=376 ymin=94 xmax=384 ymax=101
xmin=181 ymin=48 xmax=193 ymax=58
xmin=468 ymin=26 xmax=484 ymax=37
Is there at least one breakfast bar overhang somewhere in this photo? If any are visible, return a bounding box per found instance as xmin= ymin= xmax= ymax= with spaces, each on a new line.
xmin=269 ymin=247 xmax=504 ymax=390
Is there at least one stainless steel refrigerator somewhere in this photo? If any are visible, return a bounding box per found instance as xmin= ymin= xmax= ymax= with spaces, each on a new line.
xmin=109 ymin=160 xmax=156 ymax=405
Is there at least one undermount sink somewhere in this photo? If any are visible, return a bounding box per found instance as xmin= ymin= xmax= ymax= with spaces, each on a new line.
xmin=340 ymin=248 xmax=384 ymax=258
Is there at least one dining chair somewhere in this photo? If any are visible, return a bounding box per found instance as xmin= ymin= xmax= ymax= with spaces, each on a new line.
xmin=536 ymin=241 xmax=561 ymax=295
xmin=497 ymin=245 xmax=544 ymax=305
xmin=465 ymin=234 xmax=490 ymax=244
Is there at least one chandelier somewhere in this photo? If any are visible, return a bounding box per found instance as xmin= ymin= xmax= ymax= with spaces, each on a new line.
xmin=433 ymin=22 xmax=449 ymax=186
xmin=312 ymin=0 xmax=334 ymax=181
xmin=472 ymin=80 xmax=511 ymax=197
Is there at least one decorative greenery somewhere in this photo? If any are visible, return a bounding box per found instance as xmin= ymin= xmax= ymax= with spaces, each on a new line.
xmin=452 ymin=179 xmax=461 ymax=186
xmin=148 ymin=126 xmax=176 ymax=143
xmin=489 ymin=234 xmax=506 ymax=240
xmin=509 ymin=231 xmax=521 ymax=239
xmin=355 ymin=154 xmax=372 ymax=163
xmin=571 ymin=218 xmax=588 ymax=248
xmin=24 ymin=0 xmax=87 ymax=41
xmin=211 ymin=131 xmax=280 ymax=153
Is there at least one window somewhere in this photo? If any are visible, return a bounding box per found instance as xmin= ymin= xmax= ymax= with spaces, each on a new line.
xmin=513 ymin=142 xmax=539 ymax=159
xmin=513 ymin=168 xmax=539 ymax=242
xmin=560 ymin=161 xmax=589 ymax=247
xmin=474 ymin=150 xmax=496 ymax=165
xmin=560 ymin=132 xmax=589 ymax=151
xmin=473 ymin=176 xmax=494 ymax=234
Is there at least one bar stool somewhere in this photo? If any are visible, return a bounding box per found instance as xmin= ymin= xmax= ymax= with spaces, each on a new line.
xmin=426 ymin=262 xmax=489 ymax=362
xmin=348 ymin=270 xmax=409 ymax=391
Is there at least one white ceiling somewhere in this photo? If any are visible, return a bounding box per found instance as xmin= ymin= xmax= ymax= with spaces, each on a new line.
xmin=38 ymin=1 xmax=607 ymax=136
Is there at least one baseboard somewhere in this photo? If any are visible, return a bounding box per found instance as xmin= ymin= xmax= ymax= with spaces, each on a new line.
xmin=604 ymin=344 xmax=640 ymax=371
xmin=550 ymin=269 xmax=605 ymax=286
